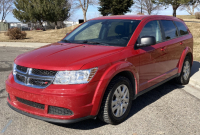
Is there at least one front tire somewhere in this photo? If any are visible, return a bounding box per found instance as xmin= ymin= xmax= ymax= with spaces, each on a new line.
xmin=98 ymin=76 xmax=133 ymax=125
xmin=176 ymin=56 xmax=191 ymax=85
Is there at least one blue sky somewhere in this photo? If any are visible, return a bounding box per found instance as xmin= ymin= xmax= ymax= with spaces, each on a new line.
xmin=4 ymin=5 xmax=196 ymax=22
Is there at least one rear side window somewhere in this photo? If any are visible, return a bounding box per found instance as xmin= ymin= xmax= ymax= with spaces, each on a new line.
xmin=160 ymin=20 xmax=178 ymax=40
xmin=174 ymin=21 xmax=189 ymax=36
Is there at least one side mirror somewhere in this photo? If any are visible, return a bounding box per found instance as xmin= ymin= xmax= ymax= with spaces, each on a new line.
xmin=137 ymin=36 xmax=156 ymax=47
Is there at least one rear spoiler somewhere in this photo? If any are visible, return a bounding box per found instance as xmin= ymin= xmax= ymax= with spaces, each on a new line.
xmin=177 ymin=18 xmax=184 ymax=22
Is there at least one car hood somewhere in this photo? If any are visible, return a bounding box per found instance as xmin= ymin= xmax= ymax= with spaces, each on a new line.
xmin=15 ymin=43 xmax=124 ymax=70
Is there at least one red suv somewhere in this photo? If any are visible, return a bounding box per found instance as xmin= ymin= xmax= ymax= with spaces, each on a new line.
xmin=6 ymin=15 xmax=193 ymax=125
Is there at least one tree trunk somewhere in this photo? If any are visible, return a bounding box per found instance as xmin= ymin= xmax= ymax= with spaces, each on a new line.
xmin=39 ymin=21 xmax=45 ymax=31
xmin=172 ymin=5 xmax=179 ymax=17
xmin=55 ymin=21 xmax=57 ymax=30
xmin=148 ymin=10 xmax=151 ymax=15
xmin=192 ymin=6 xmax=195 ymax=15
xmin=1 ymin=16 xmax=4 ymax=22
xmin=83 ymin=11 xmax=87 ymax=22
xmin=173 ymin=9 xmax=176 ymax=17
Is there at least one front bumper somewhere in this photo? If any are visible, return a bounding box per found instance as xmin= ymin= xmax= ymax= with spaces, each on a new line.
xmin=8 ymin=102 xmax=94 ymax=123
xmin=6 ymin=73 xmax=99 ymax=123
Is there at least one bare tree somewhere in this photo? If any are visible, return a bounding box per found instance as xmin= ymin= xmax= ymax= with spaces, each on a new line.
xmin=143 ymin=0 xmax=162 ymax=15
xmin=134 ymin=0 xmax=144 ymax=14
xmin=0 ymin=0 xmax=13 ymax=22
xmin=73 ymin=0 xmax=97 ymax=22
xmin=134 ymin=0 xmax=162 ymax=15
xmin=180 ymin=0 xmax=200 ymax=15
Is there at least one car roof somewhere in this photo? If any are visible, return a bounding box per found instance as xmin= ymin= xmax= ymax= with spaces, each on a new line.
xmin=90 ymin=15 xmax=182 ymax=21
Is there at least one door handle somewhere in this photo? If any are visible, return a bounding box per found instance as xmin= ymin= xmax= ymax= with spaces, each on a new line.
xmin=161 ymin=47 xmax=166 ymax=51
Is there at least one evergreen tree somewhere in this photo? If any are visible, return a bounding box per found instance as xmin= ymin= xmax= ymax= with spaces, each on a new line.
xmin=98 ymin=0 xmax=134 ymax=15
xmin=12 ymin=0 xmax=32 ymax=23
xmin=13 ymin=0 xmax=71 ymax=29
xmin=13 ymin=0 xmax=47 ymax=29
xmin=45 ymin=0 xmax=71 ymax=29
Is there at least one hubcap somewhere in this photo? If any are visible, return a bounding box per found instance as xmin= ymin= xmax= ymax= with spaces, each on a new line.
xmin=111 ymin=84 xmax=129 ymax=118
xmin=183 ymin=61 xmax=190 ymax=80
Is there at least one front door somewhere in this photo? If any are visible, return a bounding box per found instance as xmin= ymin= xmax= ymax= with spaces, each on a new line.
xmin=137 ymin=20 xmax=165 ymax=92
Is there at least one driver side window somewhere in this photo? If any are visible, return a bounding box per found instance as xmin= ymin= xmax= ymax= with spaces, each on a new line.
xmin=139 ymin=20 xmax=162 ymax=43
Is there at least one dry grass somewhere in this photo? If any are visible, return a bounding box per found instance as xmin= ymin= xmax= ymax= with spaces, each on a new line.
xmin=185 ymin=22 xmax=200 ymax=61
xmin=0 ymin=24 xmax=79 ymax=43
xmin=173 ymin=15 xmax=200 ymax=22
xmin=176 ymin=15 xmax=196 ymax=19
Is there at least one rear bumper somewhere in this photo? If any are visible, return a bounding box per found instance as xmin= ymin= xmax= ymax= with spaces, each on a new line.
xmin=8 ymin=102 xmax=94 ymax=123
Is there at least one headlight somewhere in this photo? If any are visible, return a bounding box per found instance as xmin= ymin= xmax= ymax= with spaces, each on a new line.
xmin=13 ymin=63 xmax=17 ymax=75
xmin=53 ymin=67 xmax=98 ymax=84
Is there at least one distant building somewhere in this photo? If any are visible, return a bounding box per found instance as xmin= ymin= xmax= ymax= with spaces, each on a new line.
xmin=5 ymin=21 xmax=78 ymax=31
xmin=0 ymin=20 xmax=6 ymax=22
xmin=9 ymin=22 xmax=27 ymax=28
xmin=63 ymin=21 xmax=79 ymax=27
xmin=9 ymin=22 xmax=47 ymax=30
xmin=0 ymin=22 xmax=10 ymax=31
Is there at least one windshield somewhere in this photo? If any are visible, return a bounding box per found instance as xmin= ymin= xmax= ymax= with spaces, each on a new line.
xmin=62 ymin=19 xmax=141 ymax=47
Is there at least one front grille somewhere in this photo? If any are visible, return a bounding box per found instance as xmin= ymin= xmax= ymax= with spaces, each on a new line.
xmin=48 ymin=106 xmax=73 ymax=116
xmin=14 ymin=65 xmax=56 ymax=89
xmin=16 ymin=65 xmax=27 ymax=73
xmin=16 ymin=74 xmax=26 ymax=83
xmin=32 ymin=69 xmax=57 ymax=76
xmin=29 ymin=78 xmax=51 ymax=87
xmin=16 ymin=97 xmax=45 ymax=109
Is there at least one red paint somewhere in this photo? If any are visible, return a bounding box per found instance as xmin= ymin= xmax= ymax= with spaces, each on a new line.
xmin=6 ymin=15 xmax=193 ymax=122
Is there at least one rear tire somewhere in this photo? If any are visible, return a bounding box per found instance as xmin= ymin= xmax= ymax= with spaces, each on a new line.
xmin=98 ymin=76 xmax=133 ymax=125
xmin=176 ymin=56 xmax=191 ymax=85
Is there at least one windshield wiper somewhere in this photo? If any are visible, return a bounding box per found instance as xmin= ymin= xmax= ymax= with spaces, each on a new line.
xmin=82 ymin=40 xmax=110 ymax=46
xmin=61 ymin=40 xmax=71 ymax=43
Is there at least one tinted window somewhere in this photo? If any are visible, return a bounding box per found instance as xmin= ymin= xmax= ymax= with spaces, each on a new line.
xmin=175 ymin=21 xmax=189 ymax=36
xmin=63 ymin=20 xmax=140 ymax=47
xmin=139 ymin=20 xmax=162 ymax=43
xmin=107 ymin=21 xmax=139 ymax=38
xmin=107 ymin=22 xmax=123 ymax=37
xmin=160 ymin=20 xmax=178 ymax=40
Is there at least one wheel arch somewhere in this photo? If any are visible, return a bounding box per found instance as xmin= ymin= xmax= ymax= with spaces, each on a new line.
xmin=178 ymin=47 xmax=193 ymax=73
xmin=90 ymin=61 xmax=139 ymax=116
xmin=111 ymin=71 xmax=136 ymax=98
xmin=186 ymin=52 xmax=193 ymax=66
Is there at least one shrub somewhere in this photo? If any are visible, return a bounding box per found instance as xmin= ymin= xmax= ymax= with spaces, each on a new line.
xmin=5 ymin=27 xmax=27 ymax=40
xmin=195 ymin=12 xmax=200 ymax=19
xmin=21 ymin=31 xmax=27 ymax=39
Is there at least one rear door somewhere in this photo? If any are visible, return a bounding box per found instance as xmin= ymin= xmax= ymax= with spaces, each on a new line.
xmin=159 ymin=20 xmax=183 ymax=78
xmin=174 ymin=21 xmax=190 ymax=51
